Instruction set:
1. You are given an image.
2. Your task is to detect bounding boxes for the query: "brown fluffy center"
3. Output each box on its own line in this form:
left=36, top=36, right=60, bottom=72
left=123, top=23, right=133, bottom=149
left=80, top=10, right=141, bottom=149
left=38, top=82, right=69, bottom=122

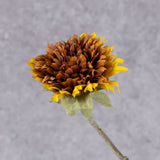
left=32, top=34, right=113, bottom=93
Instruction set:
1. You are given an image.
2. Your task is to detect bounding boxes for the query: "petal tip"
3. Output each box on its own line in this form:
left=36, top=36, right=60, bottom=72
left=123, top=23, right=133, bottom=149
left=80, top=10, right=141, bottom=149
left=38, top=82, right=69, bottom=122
left=80, top=33, right=87, bottom=37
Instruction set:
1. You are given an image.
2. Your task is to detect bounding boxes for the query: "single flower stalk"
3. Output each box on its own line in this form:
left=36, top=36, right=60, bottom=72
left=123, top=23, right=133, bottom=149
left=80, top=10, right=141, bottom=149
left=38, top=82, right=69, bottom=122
left=27, top=32, right=129, bottom=160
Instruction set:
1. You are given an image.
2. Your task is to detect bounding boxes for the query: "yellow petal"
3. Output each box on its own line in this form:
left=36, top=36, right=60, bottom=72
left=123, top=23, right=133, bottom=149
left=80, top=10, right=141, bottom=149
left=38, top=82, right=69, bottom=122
left=30, top=58, right=35, bottom=63
left=60, top=90, right=71, bottom=95
left=99, top=38, right=107, bottom=45
left=92, top=83, right=98, bottom=89
left=102, top=38, right=107, bottom=43
left=102, top=45, right=109, bottom=50
left=102, top=46, right=114, bottom=55
left=108, top=84, right=115, bottom=94
left=27, top=61, right=34, bottom=68
left=97, top=35, right=102, bottom=41
left=84, top=83, right=93, bottom=92
left=72, top=85, right=84, bottom=97
left=72, top=88, right=80, bottom=97
left=50, top=87, right=60, bottom=90
left=80, top=33, right=86, bottom=37
left=113, top=58, right=124, bottom=65
left=107, top=66, right=128, bottom=77
left=43, top=85, right=60, bottom=91
left=110, top=55, right=117, bottom=59
left=99, top=83, right=115, bottom=94
left=91, top=32, right=96, bottom=39
left=106, top=46, right=114, bottom=54
left=99, top=83, right=110, bottom=90
left=30, top=69, right=34, bottom=73
left=32, top=73, right=37, bottom=78
left=52, top=94, right=63, bottom=102
left=109, top=81, right=121, bottom=94
left=113, top=66, right=129, bottom=72
left=75, top=85, right=83, bottom=90
left=35, top=77, right=41, bottom=81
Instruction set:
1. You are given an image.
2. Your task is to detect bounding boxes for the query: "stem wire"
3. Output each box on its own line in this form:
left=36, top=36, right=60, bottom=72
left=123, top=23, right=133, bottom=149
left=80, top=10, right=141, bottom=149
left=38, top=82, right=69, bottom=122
left=88, top=116, right=129, bottom=160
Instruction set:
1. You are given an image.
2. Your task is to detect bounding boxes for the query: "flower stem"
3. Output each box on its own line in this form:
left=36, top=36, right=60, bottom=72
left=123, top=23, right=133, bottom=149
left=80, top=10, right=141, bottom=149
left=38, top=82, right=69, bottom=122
left=87, top=116, right=129, bottom=160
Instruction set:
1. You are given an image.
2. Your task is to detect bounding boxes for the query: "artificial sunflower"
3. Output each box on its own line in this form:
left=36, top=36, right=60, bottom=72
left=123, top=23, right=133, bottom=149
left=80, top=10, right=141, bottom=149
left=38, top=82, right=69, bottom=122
left=27, top=32, right=129, bottom=160
left=27, top=32, right=128, bottom=104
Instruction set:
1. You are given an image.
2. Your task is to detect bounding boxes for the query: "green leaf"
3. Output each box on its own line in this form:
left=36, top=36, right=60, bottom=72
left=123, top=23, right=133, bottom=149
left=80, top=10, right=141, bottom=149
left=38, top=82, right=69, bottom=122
left=61, top=96, right=81, bottom=117
left=77, top=94, right=93, bottom=120
left=90, top=91, right=114, bottom=108
left=60, top=94, right=93, bottom=119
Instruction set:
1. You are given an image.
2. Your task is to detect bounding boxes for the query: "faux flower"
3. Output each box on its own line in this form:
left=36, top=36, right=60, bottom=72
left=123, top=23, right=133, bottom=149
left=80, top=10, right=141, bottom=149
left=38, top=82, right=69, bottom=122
left=27, top=32, right=129, bottom=160
left=27, top=32, right=128, bottom=119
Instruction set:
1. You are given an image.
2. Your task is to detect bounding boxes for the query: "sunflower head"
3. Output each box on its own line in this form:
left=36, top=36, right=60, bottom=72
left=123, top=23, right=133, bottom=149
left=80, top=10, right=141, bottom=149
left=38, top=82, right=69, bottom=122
left=27, top=32, right=128, bottom=118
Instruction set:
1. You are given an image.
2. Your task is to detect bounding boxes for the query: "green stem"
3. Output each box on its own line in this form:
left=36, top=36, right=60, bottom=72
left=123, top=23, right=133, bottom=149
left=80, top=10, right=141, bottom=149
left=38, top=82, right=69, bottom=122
left=87, top=116, right=129, bottom=160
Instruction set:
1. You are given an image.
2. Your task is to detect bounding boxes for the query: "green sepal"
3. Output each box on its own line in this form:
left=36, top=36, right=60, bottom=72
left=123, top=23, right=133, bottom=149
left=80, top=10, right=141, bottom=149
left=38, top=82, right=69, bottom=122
left=60, top=94, right=93, bottom=120
left=77, top=94, right=93, bottom=120
left=61, top=96, right=81, bottom=117
left=90, top=91, right=114, bottom=108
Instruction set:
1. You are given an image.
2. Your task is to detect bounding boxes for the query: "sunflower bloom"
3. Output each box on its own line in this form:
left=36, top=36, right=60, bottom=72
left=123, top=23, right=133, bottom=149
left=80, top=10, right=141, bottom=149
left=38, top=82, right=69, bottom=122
left=27, top=32, right=128, bottom=102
